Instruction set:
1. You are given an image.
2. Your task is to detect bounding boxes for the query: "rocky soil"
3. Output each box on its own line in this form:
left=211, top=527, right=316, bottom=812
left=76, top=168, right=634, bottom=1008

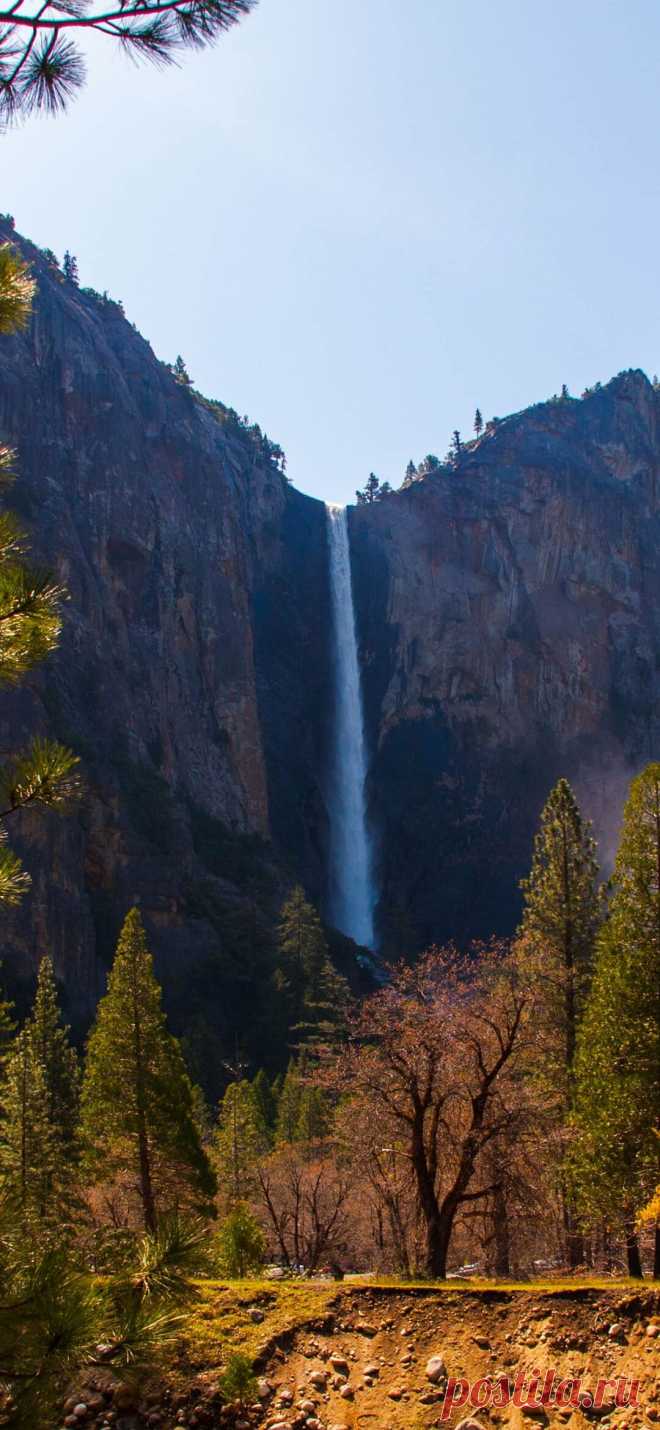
left=63, top=1283, right=660, bottom=1430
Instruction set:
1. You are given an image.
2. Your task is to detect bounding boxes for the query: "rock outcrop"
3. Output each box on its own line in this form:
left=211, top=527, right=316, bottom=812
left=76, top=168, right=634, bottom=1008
left=351, top=376, right=660, bottom=951
left=1, top=217, right=659, bottom=1043
left=0, top=220, right=333, bottom=1066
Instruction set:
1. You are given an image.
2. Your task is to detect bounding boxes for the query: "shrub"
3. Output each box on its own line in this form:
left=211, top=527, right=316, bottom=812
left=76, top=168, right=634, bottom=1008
left=218, top=1351, right=259, bottom=1406
left=215, top=1203, right=265, bottom=1278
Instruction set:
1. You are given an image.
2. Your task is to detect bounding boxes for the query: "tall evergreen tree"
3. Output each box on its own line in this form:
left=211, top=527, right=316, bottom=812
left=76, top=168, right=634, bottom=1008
left=572, top=764, right=660, bottom=1277
left=295, top=1085, right=330, bottom=1144
left=62, top=251, right=79, bottom=284
left=355, top=472, right=381, bottom=504
left=274, top=886, right=348, bottom=1046
left=0, top=1027, right=59, bottom=1221
left=26, top=955, right=79, bottom=1155
left=81, top=908, right=216, bottom=1231
left=252, top=1069, right=277, bottom=1139
left=275, top=1059, right=303, bottom=1145
left=518, top=777, right=602, bottom=1264
left=214, top=1080, right=266, bottom=1206
left=474, top=407, right=483, bottom=436
left=172, top=354, right=192, bottom=385
left=519, top=778, right=602, bottom=1089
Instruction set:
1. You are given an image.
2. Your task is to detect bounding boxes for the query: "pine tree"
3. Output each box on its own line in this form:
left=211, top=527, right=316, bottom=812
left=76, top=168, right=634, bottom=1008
left=561, top=382, right=569, bottom=400
left=172, top=354, right=192, bottom=386
left=355, top=472, right=381, bottom=504
left=0, top=244, right=79, bottom=904
left=474, top=408, right=483, bottom=437
left=81, top=908, right=216, bottom=1230
left=216, top=1202, right=265, bottom=1277
left=214, top=1080, right=266, bottom=1206
left=401, top=460, right=418, bottom=489
left=295, top=1085, right=330, bottom=1144
left=275, top=1059, right=303, bottom=1145
left=518, top=778, right=602, bottom=1265
left=572, top=764, right=660, bottom=1277
left=0, top=1028, right=59, bottom=1221
left=519, top=779, right=602, bottom=1093
left=252, top=1069, right=277, bottom=1139
left=451, top=430, right=462, bottom=459
left=26, top=955, right=79, bottom=1155
left=62, top=251, right=79, bottom=285
left=274, top=886, right=348, bottom=1046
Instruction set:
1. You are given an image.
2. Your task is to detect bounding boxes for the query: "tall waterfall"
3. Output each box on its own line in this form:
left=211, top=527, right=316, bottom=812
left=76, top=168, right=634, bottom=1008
left=326, top=503, right=375, bottom=948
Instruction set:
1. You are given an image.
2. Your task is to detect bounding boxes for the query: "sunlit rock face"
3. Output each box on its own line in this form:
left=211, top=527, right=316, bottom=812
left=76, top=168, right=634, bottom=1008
left=0, top=216, right=658, bottom=1021
left=350, top=374, right=660, bottom=954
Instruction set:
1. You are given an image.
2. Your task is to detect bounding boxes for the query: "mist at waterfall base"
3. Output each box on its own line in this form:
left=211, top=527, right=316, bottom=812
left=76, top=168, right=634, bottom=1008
left=325, top=504, right=376, bottom=950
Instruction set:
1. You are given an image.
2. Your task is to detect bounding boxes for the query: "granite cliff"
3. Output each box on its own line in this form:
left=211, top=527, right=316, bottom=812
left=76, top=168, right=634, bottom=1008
left=1, top=218, right=659, bottom=1066
left=352, top=376, right=660, bottom=952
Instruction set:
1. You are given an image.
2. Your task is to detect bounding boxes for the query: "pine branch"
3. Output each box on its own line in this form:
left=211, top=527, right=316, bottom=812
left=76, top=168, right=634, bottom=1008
left=0, top=737, right=80, bottom=817
left=0, top=0, right=256, bottom=121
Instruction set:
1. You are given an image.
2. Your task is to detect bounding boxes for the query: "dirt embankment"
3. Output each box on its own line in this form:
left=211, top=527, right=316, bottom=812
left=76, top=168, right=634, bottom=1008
left=65, top=1282, right=660, bottom=1430
left=251, top=1285, right=659, bottom=1430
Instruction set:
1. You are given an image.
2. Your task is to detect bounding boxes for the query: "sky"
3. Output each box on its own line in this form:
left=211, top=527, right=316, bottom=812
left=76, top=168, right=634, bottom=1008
left=3, top=0, right=660, bottom=504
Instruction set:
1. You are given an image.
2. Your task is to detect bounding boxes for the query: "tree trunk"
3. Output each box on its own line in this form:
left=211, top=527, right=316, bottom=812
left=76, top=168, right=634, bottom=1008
left=492, top=1182, right=511, bottom=1278
left=425, top=1210, right=452, bottom=1279
left=137, top=1121, right=157, bottom=1233
left=563, top=1191, right=584, bottom=1269
left=131, top=948, right=157, bottom=1234
left=625, top=1225, right=643, bottom=1278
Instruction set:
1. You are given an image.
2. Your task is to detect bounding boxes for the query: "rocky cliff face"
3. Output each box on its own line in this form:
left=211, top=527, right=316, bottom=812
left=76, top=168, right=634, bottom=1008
left=351, top=375, right=660, bottom=952
left=1, top=219, right=659, bottom=1046
left=0, top=221, right=333, bottom=1071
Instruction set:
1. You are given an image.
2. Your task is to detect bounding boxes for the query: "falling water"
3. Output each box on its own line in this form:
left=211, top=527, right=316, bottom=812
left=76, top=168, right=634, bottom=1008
left=326, top=503, right=375, bottom=948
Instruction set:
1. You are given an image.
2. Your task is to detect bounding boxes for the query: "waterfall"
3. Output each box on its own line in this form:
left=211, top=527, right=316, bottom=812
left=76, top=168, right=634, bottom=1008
left=326, top=503, right=375, bottom=948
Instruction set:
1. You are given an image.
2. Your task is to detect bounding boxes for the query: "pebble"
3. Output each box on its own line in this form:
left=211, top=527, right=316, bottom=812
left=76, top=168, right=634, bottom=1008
left=426, top=1354, right=447, bottom=1383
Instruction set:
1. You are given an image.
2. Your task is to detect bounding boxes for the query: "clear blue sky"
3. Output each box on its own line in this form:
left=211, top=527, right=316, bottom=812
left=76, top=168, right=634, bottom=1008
left=4, top=0, right=660, bottom=504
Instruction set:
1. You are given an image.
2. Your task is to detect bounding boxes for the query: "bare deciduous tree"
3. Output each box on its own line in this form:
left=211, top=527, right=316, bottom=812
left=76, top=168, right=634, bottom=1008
left=332, top=945, right=530, bottom=1278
